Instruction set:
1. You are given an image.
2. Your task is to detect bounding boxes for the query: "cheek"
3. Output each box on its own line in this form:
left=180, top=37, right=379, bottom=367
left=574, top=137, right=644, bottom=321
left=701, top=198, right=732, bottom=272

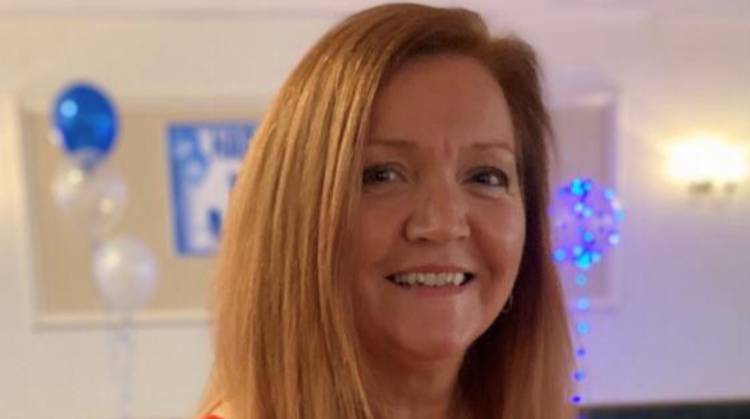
left=464, top=204, right=525, bottom=348
left=351, top=202, right=407, bottom=340
left=499, top=207, right=526, bottom=261
left=353, top=200, right=406, bottom=272
left=351, top=202, right=404, bottom=320
left=475, top=202, right=526, bottom=288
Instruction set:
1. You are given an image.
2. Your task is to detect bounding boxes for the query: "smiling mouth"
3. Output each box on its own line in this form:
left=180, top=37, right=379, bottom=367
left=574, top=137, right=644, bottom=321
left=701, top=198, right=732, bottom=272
left=385, top=272, right=475, bottom=288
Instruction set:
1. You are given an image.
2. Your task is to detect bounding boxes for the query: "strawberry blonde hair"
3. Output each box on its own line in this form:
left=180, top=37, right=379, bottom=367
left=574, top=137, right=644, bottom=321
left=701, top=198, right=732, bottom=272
left=196, top=3, right=576, bottom=418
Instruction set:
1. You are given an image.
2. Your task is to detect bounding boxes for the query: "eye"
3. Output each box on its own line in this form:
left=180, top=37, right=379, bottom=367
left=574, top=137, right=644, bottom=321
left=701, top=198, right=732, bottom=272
left=469, top=166, right=510, bottom=188
left=362, top=164, right=402, bottom=186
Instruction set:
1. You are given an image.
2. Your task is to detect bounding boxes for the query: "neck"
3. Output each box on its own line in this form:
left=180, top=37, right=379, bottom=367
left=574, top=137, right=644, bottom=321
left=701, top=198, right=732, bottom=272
left=361, top=344, right=466, bottom=419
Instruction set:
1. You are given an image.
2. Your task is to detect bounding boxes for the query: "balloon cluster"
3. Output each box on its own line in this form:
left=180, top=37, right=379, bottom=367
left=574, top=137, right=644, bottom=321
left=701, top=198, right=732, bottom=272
left=51, top=82, right=158, bottom=316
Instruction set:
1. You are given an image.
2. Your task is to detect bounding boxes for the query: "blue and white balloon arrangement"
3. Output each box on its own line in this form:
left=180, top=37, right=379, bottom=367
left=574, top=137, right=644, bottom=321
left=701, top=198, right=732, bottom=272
left=551, top=178, right=624, bottom=412
left=50, top=82, right=159, bottom=419
left=51, top=82, right=159, bottom=315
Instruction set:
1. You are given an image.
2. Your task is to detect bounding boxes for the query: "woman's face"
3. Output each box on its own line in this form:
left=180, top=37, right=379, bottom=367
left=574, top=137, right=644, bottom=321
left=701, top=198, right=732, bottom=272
left=352, top=54, right=526, bottom=364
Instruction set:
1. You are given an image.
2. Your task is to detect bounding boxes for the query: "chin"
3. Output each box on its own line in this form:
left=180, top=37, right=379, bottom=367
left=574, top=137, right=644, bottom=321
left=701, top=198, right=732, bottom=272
left=400, top=334, right=472, bottom=362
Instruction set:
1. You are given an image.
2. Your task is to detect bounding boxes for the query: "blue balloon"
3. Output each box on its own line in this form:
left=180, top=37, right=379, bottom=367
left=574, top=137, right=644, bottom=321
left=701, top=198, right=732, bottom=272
left=52, top=82, right=118, bottom=169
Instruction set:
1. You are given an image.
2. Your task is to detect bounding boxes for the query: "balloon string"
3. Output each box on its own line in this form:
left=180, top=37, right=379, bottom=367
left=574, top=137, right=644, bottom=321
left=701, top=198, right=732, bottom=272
left=106, top=315, right=134, bottom=419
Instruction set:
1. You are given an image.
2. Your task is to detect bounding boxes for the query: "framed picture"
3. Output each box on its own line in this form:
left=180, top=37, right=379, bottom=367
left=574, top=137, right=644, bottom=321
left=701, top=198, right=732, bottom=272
left=548, top=74, right=621, bottom=312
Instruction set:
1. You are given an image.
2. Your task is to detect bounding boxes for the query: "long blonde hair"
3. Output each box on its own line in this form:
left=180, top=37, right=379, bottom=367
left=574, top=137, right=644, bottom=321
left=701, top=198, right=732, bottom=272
left=197, top=3, right=576, bottom=418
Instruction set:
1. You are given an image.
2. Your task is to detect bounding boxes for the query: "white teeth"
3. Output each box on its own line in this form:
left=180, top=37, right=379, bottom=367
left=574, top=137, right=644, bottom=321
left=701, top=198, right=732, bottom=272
left=391, top=272, right=468, bottom=287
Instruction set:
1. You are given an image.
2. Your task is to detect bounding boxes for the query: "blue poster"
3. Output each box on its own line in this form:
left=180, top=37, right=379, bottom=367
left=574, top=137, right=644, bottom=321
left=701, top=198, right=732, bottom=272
left=167, top=122, right=256, bottom=256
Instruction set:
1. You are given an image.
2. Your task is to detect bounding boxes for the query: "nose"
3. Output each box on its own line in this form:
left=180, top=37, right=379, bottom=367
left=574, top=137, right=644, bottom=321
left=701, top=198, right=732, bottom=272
left=404, top=177, right=470, bottom=244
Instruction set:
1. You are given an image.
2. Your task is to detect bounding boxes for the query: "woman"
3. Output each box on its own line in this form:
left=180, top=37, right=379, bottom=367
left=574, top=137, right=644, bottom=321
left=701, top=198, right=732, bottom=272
left=197, top=3, right=576, bottom=419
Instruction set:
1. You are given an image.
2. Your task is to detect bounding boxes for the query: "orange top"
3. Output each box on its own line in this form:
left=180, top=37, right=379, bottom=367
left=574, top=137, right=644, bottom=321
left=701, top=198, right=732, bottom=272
left=205, top=402, right=231, bottom=419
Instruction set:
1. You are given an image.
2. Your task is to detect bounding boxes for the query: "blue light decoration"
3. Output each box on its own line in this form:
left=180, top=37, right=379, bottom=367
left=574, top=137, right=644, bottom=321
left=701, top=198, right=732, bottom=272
left=550, top=177, right=624, bottom=414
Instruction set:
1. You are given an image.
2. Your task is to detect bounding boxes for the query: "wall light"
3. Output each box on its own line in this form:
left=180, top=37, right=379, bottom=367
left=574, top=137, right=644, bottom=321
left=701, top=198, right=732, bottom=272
left=668, top=135, right=749, bottom=194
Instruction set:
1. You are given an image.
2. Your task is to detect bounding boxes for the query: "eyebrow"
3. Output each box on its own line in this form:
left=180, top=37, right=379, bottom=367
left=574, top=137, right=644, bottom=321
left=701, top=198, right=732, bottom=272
left=367, top=138, right=515, bottom=154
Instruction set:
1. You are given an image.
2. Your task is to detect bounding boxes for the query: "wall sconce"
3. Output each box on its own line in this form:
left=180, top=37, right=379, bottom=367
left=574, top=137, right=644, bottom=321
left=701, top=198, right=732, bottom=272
left=668, top=135, right=749, bottom=194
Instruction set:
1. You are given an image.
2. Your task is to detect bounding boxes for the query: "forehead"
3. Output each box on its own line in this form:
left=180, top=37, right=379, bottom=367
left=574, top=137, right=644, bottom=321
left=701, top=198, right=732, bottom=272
left=368, top=54, right=515, bottom=152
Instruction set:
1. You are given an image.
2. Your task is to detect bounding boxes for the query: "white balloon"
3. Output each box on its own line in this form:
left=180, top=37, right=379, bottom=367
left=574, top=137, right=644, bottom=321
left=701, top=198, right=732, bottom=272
left=52, top=161, right=128, bottom=239
left=93, top=236, right=158, bottom=315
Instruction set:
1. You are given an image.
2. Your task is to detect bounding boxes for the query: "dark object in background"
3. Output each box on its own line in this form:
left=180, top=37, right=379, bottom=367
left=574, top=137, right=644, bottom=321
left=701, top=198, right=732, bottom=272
left=584, top=400, right=750, bottom=419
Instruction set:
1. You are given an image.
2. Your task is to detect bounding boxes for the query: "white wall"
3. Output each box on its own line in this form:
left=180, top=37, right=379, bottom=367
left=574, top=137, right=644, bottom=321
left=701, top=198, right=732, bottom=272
left=0, top=13, right=340, bottom=419
left=518, top=8, right=750, bottom=406
left=1, top=1, right=749, bottom=418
